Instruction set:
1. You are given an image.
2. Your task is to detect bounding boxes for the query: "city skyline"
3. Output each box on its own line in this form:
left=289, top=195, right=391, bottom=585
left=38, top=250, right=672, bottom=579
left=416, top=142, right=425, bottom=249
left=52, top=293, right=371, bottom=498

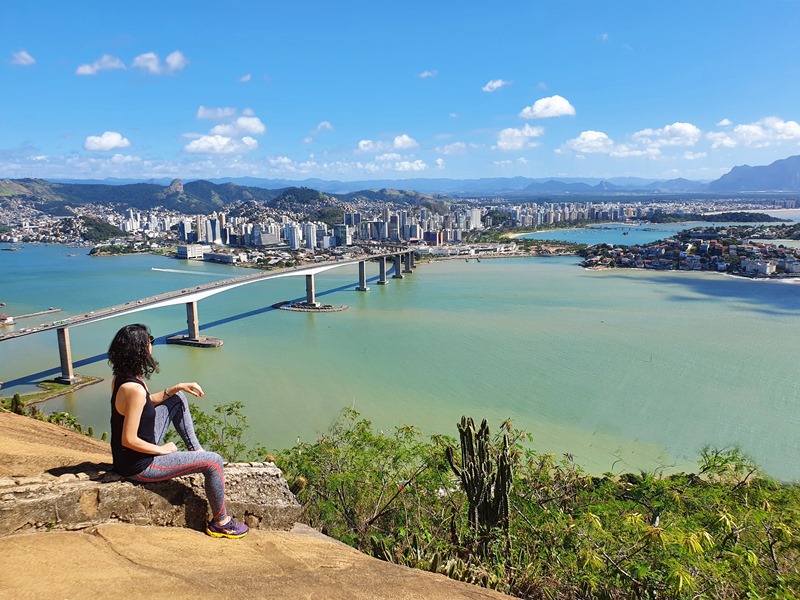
left=3, top=1, right=800, bottom=183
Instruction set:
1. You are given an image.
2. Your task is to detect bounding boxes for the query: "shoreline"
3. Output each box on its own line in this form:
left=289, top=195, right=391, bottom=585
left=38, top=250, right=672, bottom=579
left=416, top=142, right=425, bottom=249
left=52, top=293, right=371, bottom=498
left=1, top=375, right=104, bottom=406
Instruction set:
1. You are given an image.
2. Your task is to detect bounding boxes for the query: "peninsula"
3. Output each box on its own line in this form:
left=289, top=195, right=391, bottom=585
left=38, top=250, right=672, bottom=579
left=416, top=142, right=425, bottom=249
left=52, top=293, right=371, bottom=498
left=578, top=222, right=800, bottom=277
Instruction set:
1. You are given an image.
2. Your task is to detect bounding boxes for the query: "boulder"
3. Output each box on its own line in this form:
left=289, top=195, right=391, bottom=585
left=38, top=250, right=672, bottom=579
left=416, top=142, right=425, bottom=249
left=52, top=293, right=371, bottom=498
left=0, top=462, right=301, bottom=535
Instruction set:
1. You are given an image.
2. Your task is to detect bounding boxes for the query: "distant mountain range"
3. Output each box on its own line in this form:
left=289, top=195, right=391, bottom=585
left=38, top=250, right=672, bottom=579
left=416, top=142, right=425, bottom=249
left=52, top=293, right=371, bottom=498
left=3, top=155, right=800, bottom=216
left=43, top=154, right=800, bottom=196
left=46, top=174, right=712, bottom=196
left=708, top=154, right=800, bottom=193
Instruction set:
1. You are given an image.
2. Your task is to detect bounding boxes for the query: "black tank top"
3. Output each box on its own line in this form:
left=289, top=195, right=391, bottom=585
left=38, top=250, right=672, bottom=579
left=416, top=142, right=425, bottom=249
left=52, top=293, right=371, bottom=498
left=110, top=377, right=157, bottom=476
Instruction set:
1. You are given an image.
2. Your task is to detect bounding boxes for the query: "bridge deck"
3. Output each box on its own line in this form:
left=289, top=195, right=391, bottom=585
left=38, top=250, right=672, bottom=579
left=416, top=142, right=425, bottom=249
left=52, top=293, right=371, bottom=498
left=0, top=249, right=410, bottom=343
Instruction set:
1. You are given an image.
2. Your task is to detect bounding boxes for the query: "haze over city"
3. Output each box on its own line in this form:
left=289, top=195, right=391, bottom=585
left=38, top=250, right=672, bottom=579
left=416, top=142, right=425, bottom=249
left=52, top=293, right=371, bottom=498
left=3, top=1, right=800, bottom=183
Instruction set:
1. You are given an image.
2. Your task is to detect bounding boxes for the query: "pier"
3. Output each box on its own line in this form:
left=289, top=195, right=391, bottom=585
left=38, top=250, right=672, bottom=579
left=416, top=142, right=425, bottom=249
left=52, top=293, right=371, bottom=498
left=13, top=308, right=61, bottom=321
left=0, top=248, right=416, bottom=383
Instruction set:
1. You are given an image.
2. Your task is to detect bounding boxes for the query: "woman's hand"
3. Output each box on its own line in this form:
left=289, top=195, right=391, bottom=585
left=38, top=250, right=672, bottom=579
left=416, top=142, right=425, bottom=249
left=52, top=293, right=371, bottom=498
left=159, top=442, right=178, bottom=455
left=175, top=382, right=204, bottom=397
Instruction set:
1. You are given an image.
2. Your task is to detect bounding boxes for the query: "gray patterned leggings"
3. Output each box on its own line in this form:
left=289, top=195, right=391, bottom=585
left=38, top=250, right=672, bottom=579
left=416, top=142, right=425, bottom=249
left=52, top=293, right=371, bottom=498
left=131, top=392, right=228, bottom=523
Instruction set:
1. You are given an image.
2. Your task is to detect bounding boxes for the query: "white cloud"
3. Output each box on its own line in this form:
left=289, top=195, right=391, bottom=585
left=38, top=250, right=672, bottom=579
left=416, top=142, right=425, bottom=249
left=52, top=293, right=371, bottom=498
left=449, top=112, right=459, bottom=118
left=560, top=130, right=614, bottom=154
left=110, top=153, right=141, bottom=165
left=394, top=160, right=427, bottom=172
left=493, top=124, right=544, bottom=151
left=599, top=33, right=609, bottom=42
left=304, top=121, right=334, bottom=143
left=435, top=158, right=445, bottom=169
left=12, top=50, right=35, bottom=66
left=76, top=54, right=125, bottom=76
left=632, top=122, right=701, bottom=147
left=519, top=95, right=576, bottom=119
left=609, top=145, right=662, bottom=158
left=239, top=73, right=252, bottom=83
left=266, top=155, right=426, bottom=175
left=419, top=70, right=437, bottom=78
left=84, top=131, right=131, bottom=152
left=559, top=130, right=664, bottom=158
left=210, top=116, right=266, bottom=137
left=707, top=131, right=737, bottom=149
left=184, top=135, right=258, bottom=154
left=735, top=116, right=800, bottom=146
left=164, top=51, right=188, bottom=73
left=436, top=142, right=467, bottom=155
left=708, top=117, right=800, bottom=149
left=482, top=79, right=511, bottom=93
left=131, top=50, right=188, bottom=75
left=358, top=139, right=385, bottom=153
left=717, top=118, right=732, bottom=127
left=494, top=160, right=513, bottom=167
left=197, top=106, right=237, bottom=120
left=376, top=153, right=401, bottom=161
left=131, top=52, right=160, bottom=74
left=393, top=134, right=418, bottom=149
left=684, top=151, right=707, bottom=160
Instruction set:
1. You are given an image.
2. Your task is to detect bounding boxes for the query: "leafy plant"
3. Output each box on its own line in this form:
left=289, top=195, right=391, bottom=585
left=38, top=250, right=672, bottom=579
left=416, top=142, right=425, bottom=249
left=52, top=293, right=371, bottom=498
left=166, top=400, right=266, bottom=462
left=275, top=412, right=800, bottom=598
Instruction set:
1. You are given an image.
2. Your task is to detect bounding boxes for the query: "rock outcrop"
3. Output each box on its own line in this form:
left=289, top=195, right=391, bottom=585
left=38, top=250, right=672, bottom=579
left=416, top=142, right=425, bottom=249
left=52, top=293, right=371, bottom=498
left=0, top=412, right=512, bottom=599
left=0, top=462, right=302, bottom=536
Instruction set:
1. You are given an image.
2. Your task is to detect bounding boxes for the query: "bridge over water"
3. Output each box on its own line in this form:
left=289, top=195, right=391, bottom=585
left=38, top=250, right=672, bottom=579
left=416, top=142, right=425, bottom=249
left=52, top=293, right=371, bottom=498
left=0, top=248, right=416, bottom=383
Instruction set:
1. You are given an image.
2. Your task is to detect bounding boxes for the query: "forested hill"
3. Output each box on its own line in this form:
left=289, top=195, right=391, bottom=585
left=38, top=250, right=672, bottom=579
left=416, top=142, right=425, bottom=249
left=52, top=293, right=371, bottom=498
left=0, top=178, right=443, bottom=216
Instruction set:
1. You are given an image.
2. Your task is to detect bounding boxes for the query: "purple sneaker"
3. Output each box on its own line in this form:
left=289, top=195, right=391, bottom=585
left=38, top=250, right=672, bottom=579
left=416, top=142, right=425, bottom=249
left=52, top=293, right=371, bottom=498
left=206, top=517, right=249, bottom=539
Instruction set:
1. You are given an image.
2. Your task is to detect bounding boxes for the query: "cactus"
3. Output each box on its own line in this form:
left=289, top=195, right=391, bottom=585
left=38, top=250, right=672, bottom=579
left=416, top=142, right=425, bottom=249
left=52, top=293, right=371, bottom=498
left=429, top=551, right=441, bottom=573
left=87, top=426, right=94, bottom=438
left=11, top=393, right=25, bottom=415
left=369, top=536, right=394, bottom=562
left=446, top=416, right=513, bottom=556
left=289, top=475, right=307, bottom=495
left=101, top=431, right=108, bottom=442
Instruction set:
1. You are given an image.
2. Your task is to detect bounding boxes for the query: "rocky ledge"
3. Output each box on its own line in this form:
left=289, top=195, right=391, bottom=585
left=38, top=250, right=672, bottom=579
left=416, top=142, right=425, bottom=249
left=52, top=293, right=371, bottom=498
left=0, top=461, right=301, bottom=536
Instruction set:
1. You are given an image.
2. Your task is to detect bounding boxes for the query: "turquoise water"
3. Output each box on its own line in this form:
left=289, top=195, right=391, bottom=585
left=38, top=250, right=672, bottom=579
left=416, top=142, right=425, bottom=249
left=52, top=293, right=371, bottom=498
left=2, top=243, right=800, bottom=481
left=519, top=209, right=800, bottom=247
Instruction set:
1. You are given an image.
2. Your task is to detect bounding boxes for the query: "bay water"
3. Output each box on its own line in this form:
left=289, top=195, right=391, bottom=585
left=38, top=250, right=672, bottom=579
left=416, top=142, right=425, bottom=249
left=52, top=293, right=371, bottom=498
left=2, top=221, right=799, bottom=481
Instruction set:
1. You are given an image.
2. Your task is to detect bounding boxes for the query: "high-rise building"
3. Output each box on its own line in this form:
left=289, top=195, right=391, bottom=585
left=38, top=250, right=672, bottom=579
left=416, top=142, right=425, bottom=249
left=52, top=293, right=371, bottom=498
left=333, top=224, right=351, bottom=247
left=285, top=223, right=303, bottom=250
left=303, top=223, right=317, bottom=249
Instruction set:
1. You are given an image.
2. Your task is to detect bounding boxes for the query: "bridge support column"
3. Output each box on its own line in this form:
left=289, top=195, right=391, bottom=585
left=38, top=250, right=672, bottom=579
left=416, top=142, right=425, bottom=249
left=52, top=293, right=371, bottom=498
left=355, top=260, right=370, bottom=291
left=305, top=274, right=320, bottom=306
left=402, top=251, right=413, bottom=273
left=55, top=327, right=76, bottom=384
left=409, top=252, right=416, bottom=269
left=392, top=254, right=404, bottom=279
left=186, top=301, right=200, bottom=340
left=377, top=257, right=389, bottom=285
left=167, top=301, right=223, bottom=348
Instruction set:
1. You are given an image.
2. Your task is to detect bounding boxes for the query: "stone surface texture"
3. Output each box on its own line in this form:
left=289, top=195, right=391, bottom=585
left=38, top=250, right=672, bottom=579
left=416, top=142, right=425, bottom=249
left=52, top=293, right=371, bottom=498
left=0, top=412, right=512, bottom=599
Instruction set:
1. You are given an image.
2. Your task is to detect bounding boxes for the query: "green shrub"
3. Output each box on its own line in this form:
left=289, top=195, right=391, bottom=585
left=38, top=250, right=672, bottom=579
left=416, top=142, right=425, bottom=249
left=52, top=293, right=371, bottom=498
left=276, top=412, right=800, bottom=599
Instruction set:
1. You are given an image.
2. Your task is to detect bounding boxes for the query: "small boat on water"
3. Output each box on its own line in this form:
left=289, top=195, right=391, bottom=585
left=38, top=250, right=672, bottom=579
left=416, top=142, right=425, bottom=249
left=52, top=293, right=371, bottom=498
left=1, top=247, right=20, bottom=251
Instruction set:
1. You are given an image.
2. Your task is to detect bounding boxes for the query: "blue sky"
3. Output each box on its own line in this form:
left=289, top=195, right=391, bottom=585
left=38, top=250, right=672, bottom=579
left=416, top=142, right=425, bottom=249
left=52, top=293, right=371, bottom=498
left=3, top=1, right=800, bottom=183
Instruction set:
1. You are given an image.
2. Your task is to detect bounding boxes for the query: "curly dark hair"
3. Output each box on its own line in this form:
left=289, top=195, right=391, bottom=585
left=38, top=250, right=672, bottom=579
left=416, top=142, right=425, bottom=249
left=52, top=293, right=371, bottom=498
left=107, top=323, right=160, bottom=379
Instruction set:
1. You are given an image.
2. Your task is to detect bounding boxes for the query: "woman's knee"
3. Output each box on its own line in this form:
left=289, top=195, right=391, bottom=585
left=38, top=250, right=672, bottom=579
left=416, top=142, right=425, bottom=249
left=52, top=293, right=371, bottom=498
left=201, top=451, right=225, bottom=473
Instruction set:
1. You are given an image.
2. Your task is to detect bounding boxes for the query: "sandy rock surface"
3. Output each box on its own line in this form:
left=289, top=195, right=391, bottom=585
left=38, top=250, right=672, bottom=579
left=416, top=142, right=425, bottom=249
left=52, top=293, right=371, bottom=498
left=0, top=412, right=512, bottom=599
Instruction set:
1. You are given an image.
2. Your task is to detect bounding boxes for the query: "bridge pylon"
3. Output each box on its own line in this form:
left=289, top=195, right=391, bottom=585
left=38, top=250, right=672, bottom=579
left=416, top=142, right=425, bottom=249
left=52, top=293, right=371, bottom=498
left=355, top=260, right=370, bottom=291
left=55, top=327, right=77, bottom=384
left=166, top=301, right=223, bottom=348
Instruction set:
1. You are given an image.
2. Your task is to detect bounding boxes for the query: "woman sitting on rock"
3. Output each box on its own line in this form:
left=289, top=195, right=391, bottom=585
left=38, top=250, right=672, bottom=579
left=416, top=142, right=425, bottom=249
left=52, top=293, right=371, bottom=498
left=107, top=323, right=248, bottom=539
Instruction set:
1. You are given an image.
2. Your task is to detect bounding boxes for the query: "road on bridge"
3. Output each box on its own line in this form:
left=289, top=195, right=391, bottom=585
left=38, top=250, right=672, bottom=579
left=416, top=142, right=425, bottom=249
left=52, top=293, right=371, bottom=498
left=0, top=248, right=410, bottom=343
